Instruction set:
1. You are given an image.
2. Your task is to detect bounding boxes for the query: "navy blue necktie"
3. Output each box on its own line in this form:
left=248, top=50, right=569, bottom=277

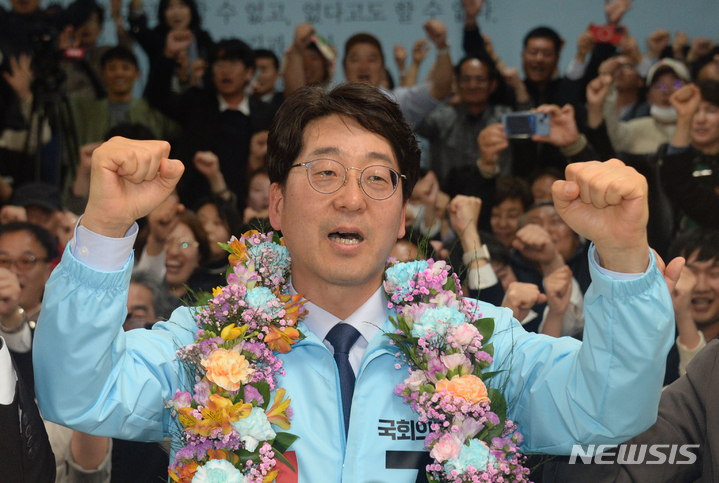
left=325, top=323, right=362, bottom=437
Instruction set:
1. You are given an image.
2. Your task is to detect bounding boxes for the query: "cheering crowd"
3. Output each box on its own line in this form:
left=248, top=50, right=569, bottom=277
left=1, top=0, right=718, bottom=481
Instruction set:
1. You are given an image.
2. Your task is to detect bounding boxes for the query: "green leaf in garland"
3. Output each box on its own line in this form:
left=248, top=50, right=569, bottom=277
left=473, top=317, right=495, bottom=343
left=487, top=388, right=508, bottom=422
left=236, top=448, right=260, bottom=465
left=254, top=381, right=271, bottom=410
left=482, top=342, right=494, bottom=359
left=427, top=473, right=441, bottom=483
left=272, top=432, right=299, bottom=453
left=272, top=449, right=297, bottom=474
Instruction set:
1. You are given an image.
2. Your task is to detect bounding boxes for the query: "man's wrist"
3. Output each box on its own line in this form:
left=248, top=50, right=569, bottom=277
left=0, top=307, right=26, bottom=334
left=560, top=133, right=587, bottom=156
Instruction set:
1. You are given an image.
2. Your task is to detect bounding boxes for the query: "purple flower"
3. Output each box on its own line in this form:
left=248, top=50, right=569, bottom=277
left=244, top=384, right=264, bottom=405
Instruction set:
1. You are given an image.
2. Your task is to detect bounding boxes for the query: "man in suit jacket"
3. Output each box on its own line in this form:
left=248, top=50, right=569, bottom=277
left=543, top=339, right=719, bottom=482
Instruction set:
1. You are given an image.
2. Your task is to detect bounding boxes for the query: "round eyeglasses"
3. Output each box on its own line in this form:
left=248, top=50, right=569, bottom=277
left=291, top=159, right=406, bottom=200
left=0, top=254, right=47, bottom=273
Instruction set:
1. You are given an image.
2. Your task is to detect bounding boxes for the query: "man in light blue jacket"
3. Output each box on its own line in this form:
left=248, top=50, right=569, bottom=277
left=33, top=83, right=682, bottom=483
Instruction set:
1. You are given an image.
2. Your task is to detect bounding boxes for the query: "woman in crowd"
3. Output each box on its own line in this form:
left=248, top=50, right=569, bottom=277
left=128, top=0, right=214, bottom=92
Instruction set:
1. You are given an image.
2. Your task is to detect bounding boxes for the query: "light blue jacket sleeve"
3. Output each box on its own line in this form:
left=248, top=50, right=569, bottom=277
left=487, top=245, right=674, bottom=454
left=33, top=246, right=196, bottom=442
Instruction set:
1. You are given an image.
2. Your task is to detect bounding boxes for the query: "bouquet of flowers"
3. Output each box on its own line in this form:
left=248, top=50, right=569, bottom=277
left=384, top=259, right=530, bottom=483
left=167, top=231, right=306, bottom=483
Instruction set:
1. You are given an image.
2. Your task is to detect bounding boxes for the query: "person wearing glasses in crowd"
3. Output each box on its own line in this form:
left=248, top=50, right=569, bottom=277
left=34, top=83, right=681, bottom=482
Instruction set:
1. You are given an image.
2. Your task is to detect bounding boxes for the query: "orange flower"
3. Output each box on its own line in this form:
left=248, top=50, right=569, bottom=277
left=279, top=293, right=307, bottom=325
left=228, top=238, right=249, bottom=266
left=181, top=393, right=252, bottom=436
left=207, top=449, right=240, bottom=465
left=169, top=461, right=198, bottom=483
left=202, top=348, right=254, bottom=391
left=435, top=375, right=490, bottom=404
left=265, top=325, right=300, bottom=353
left=265, top=388, right=292, bottom=429
left=263, top=470, right=279, bottom=483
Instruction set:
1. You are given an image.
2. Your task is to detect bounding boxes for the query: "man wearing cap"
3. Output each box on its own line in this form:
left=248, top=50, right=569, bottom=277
left=0, top=182, right=63, bottom=236
left=593, top=58, right=692, bottom=154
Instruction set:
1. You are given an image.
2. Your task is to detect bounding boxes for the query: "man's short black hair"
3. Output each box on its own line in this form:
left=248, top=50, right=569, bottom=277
left=343, top=33, right=384, bottom=67
left=267, top=82, right=421, bottom=204
left=0, top=222, right=58, bottom=260
left=494, top=176, right=534, bottom=211
left=212, top=39, right=255, bottom=69
left=101, top=46, right=139, bottom=70
left=523, top=26, right=562, bottom=54
left=254, top=49, right=279, bottom=70
left=669, top=228, right=719, bottom=262
left=698, top=78, right=719, bottom=108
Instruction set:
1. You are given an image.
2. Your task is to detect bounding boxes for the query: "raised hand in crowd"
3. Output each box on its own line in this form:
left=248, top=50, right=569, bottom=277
left=541, top=265, right=574, bottom=337
left=502, top=66, right=530, bottom=105
left=193, top=150, right=233, bottom=200
left=409, top=170, right=448, bottom=236
left=672, top=31, right=690, bottom=62
left=393, top=43, right=407, bottom=77
left=671, top=263, right=700, bottom=350
left=0, top=267, right=23, bottom=332
left=82, top=137, right=184, bottom=239
left=2, top=53, right=33, bottom=103
left=0, top=205, right=27, bottom=225
left=143, top=191, right=185, bottom=259
left=553, top=160, right=683, bottom=282
left=447, top=195, right=485, bottom=269
left=462, top=0, right=485, bottom=29
left=604, top=0, right=632, bottom=25
left=163, top=29, right=194, bottom=61
left=399, top=39, right=429, bottom=87
left=477, top=123, right=508, bottom=175
left=646, top=29, right=671, bottom=61
left=501, top=281, right=546, bottom=322
left=618, top=30, right=643, bottom=66
left=669, top=82, right=701, bottom=148
left=688, top=37, right=715, bottom=63
left=72, top=142, right=103, bottom=200
left=284, top=23, right=316, bottom=95
left=513, top=223, right=566, bottom=275
left=422, top=19, right=452, bottom=100
left=575, top=26, right=595, bottom=64
left=586, top=73, right=613, bottom=128
left=532, top=104, right=580, bottom=147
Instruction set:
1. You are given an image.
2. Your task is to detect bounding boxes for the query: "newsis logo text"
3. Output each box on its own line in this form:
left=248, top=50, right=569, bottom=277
left=569, top=444, right=700, bottom=465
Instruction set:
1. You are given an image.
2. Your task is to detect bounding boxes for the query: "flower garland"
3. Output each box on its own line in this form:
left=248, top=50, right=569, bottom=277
left=167, top=232, right=529, bottom=483
left=384, top=258, right=530, bottom=482
left=167, top=231, right=306, bottom=483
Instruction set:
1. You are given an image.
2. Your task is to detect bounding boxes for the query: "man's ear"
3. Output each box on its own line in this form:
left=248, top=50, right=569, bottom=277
left=489, top=79, right=499, bottom=94
left=268, top=182, right=284, bottom=231
left=397, top=200, right=407, bottom=240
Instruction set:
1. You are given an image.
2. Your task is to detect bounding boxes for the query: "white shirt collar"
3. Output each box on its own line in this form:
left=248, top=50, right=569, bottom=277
left=218, top=95, right=250, bottom=116
left=294, top=284, right=388, bottom=347
left=0, top=337, right=17, bottom=404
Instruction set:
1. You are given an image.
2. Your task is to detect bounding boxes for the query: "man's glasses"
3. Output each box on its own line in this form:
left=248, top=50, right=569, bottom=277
left=0, top=254, right=47, bottom=273
left=291, top=159, right=406, bottom=200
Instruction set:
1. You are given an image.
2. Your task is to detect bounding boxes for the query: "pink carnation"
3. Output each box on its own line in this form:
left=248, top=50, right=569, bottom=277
left=429, top=434, right=461, bottom=462
left=452, top=323, right=479, bottom=346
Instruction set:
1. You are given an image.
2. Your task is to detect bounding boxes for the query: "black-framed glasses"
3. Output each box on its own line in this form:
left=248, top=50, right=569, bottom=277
left=0, top=254, right=47, bottom=273
left=291, top=159, right=406, bottom=200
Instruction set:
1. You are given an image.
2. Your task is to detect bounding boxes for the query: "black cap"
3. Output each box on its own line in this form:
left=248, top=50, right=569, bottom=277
left=11, top=182, right=62, bottom=212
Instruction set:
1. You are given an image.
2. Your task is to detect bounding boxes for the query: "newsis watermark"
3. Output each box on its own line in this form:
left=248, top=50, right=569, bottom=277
left=569, top=444, right=700, bottom=465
